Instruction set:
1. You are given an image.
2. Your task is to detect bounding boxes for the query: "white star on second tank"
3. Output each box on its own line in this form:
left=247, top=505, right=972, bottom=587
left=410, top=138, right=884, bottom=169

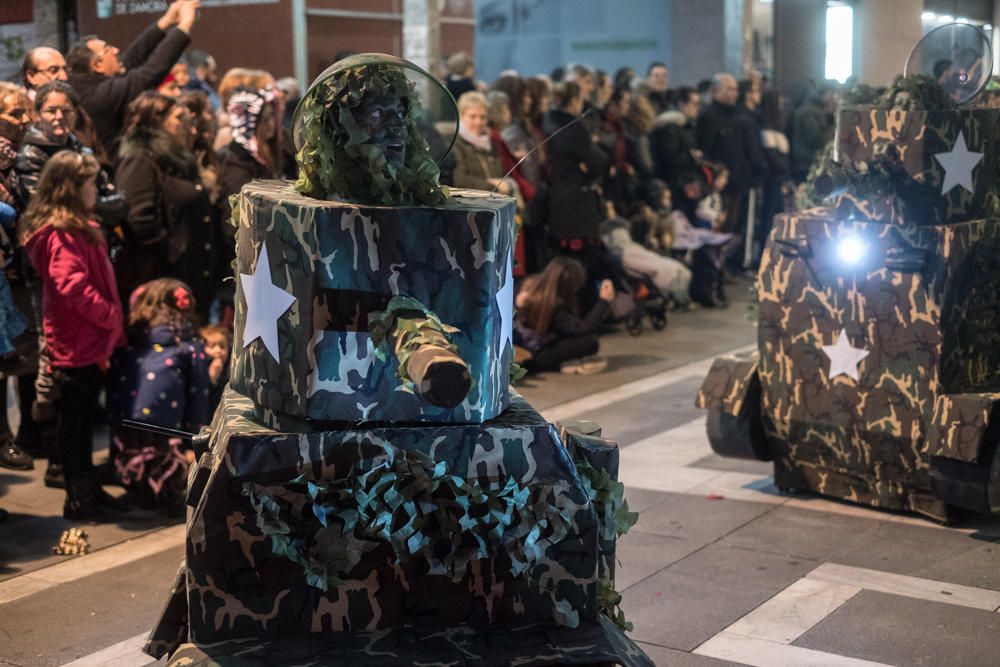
left=821, top=329, right=869, bottom=382
left=934, top=131, right=982, bottom=195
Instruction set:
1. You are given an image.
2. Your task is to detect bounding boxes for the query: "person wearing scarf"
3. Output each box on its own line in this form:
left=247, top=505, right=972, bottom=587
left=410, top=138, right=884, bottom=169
left=217, top=86, right=281, bottom=328
left=451, top=91, right=519, bottom=199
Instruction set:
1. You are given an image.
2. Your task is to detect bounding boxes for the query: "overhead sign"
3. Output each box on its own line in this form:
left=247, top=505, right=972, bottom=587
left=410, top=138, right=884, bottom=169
left=97, top=0, right=279, bottom=19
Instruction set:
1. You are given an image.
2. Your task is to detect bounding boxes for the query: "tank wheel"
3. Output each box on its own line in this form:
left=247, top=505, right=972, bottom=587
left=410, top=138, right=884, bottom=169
left=929, top=452, right=1000, bottom=516
left=706, top=406, right=771, bottom=461
left=651, top=313, right=668, bottom=330
left=626, top=314, right=643, bottom=336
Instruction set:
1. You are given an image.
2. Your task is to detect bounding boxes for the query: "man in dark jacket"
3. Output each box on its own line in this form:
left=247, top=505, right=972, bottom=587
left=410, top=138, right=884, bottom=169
left=66, top=0, right=199, bottom=158
left=696, top=73, right=761, bottom=269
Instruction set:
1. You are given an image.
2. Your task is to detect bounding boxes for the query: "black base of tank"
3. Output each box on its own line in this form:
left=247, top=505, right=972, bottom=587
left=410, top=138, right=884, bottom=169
left=705, top=409, right=772, bottom=461
left=929, top=454, right=1000, bottom=515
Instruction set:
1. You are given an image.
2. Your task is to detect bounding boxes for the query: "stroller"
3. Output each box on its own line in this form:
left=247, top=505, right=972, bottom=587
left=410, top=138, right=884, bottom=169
left=604, top=258, right=670, bottom=336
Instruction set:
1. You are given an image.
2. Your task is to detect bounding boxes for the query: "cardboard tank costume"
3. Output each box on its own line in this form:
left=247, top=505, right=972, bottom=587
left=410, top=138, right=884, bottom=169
left=697, top=25, right=1000, bottom=522
left=145, top=54, right=652, bottom=666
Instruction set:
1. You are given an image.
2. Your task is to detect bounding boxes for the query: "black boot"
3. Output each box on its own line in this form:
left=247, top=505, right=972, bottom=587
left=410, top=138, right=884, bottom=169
left=0, top=436, right=33, bottom=470
left=63, top=478, right=123, bottom=522
left=45, top=464, right=65, bottom=489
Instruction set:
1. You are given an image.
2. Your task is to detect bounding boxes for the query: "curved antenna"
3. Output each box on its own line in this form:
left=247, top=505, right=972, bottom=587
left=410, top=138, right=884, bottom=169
left=490, top=107, right=595, bottom=197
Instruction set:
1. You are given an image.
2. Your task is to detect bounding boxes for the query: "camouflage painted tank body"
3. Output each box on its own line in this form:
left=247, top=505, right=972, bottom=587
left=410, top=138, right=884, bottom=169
left=146, top=389, right=651, bottom=665
left=834, top=108, right=1000, bottom=225
left=148, top=173, right=652, bottom=664
left=698, top=108, right=1000, bottom=520
left=230, top=180, right=515, bottom=425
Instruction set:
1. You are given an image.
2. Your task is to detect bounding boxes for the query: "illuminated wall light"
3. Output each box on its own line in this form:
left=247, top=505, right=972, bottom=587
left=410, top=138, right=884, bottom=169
left=939, top=14, right=954, bottom=22
left=824, top=3, right=853, bottom=83
left=921, top=11, right=936, bottom=20
left=956, top=17, right=969, bottom=24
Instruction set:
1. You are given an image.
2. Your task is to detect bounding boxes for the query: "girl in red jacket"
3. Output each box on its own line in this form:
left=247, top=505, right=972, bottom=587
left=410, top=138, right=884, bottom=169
left=20, top=151, right=128, bottom=521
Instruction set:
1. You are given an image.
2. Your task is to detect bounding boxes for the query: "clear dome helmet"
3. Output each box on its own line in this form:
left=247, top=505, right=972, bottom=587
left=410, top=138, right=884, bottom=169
left=904, top=22, right=994, bottom=104
left=292, top=53, right=458, bottom=166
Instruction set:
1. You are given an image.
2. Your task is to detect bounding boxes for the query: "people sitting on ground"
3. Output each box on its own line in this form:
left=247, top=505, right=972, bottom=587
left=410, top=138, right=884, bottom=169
left=67, top=0, right=200, bottom=157
left=514, top=256, right=613, bottom=375
left=20, top=151, right=128, bottom=521
left=601, top=200, right=691, bottom=305
left=107, top=278, right=211, bottom=516
left=670, top=173, right=734, bottom=308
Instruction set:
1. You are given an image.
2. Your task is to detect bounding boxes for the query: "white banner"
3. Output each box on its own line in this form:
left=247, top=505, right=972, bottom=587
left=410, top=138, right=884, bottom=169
left=97, top=0, right=279, bottom=19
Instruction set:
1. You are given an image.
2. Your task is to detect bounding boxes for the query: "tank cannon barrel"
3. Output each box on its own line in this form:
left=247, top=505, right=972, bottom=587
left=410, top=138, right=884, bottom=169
left=392, top=316, right=472, bottom=408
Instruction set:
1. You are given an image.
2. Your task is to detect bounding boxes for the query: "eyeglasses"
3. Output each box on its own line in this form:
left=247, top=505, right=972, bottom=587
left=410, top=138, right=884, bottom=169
left=32, top=65, right=66, bottom=77
left=40, top=106, right=75, bottom=117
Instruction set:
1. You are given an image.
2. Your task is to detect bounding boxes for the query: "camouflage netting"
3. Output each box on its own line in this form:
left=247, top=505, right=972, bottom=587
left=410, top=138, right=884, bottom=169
left=243, top=440, right=574, bottom=592
left=294, top=62, right=449, bottom=206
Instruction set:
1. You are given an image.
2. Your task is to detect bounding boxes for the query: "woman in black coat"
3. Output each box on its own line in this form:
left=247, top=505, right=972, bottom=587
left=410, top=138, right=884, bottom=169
left=543, top=82, right=607, bottom=242
left=542, top=81, right=613, bottom=309
left=115, top=91, right=216, bottom=319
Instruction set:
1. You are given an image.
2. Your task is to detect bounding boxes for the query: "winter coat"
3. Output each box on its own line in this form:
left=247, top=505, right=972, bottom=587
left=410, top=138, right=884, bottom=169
left=542, top=109, right=607, bottom=240
left=696, top=100, right=758, bottom=191
left=13, top=127, right=115, bottom=204
left=790, top=98, right=831, bottom=179
left=451, top=136, right=504, bottom=192
left=23, top=222, right=125, bottom=368
left=514, top=299, right=610, bottom=355
left=108, top=324, right=211, bottom=433
left=115, top=131, right=216, bottom=315
left=68, top=23, right=190, bottom=157
left=651, top=110, right=699, bottom=187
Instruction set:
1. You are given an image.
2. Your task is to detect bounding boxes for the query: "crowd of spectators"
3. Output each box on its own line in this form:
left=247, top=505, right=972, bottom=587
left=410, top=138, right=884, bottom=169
left=0, top=3, right=836, bottom=524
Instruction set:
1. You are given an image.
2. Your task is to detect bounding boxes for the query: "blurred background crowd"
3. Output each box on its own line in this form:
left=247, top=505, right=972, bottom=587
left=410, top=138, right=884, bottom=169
left=0, top=0, right=841, bottom=524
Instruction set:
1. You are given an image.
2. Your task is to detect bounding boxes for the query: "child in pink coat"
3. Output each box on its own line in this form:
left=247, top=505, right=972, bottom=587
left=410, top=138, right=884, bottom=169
left=20, top=151, right=128, bottom=522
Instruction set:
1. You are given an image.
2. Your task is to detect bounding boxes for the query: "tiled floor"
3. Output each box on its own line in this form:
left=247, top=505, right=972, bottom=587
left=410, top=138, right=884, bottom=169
left=2, top=286, right=999, bottom=666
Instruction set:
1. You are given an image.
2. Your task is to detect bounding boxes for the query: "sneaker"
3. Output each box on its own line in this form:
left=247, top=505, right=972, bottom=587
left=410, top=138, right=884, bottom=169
left=0, top=438, right=33, bottom=471
left=560, top=356, right=608, bottom=375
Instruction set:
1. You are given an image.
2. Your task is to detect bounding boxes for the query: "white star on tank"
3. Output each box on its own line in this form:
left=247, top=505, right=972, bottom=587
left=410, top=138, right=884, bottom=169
left=240, top=242, right=297, bottom=362
left=934, top=131, right=982, bottom=195
left=821, top=329, right=869, bottom=382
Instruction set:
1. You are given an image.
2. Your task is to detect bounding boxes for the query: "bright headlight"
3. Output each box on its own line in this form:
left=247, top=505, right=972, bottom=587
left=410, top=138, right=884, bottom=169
left=835, top=236, right=868, bottom=267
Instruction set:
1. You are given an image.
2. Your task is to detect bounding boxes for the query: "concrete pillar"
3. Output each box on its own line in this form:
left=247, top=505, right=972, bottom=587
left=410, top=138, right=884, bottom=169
left=773, top=0, right=826, bottom=92
left=670, top=0, right=740, bottom=85
left=403, top=0, right=441, bottom=75
left=854, top=0, right=923, bottom=86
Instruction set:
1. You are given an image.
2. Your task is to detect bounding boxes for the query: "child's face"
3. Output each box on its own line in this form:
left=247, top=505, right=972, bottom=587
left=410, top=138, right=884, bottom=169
left=715, top=171, right=729, bottom=192
left=205, top=336, right=229, bottom=360
left=660, top=189, right=672, bottom=210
